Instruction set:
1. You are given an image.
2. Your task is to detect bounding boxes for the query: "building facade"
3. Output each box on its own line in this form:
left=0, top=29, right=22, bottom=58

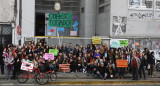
left=1, top=0, right=160, bottom=50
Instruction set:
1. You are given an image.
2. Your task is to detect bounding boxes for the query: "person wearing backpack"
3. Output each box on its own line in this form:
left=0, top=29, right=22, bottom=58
left=131, top=53, right=141, bottom=80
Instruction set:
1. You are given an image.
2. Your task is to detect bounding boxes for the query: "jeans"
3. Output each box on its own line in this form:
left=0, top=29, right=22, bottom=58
left=139, top=66, right=146, bottom=79
left=4, top=66, right=12, bottom=79
left=132, top=68, right=138, bottom=80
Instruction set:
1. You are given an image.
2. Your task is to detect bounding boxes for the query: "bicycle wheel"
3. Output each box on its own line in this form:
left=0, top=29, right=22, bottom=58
left=50, top=72, right=57, bottom=81
left=156, top=63, right=160, bottom=71
left=17, top=71, right=29, bottom=83
left=36, top=73, right=49, bottom=85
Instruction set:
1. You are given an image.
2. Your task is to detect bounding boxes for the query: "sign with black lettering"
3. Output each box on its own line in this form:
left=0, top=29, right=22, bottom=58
left=48, top=13, right=72, bottom=28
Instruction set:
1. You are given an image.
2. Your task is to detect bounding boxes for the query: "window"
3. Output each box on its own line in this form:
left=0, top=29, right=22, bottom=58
left=98, top=6, right=105, bottom=14
left=156, top=0, right=160, bottom=9
left=99, top=0, right=105, bottom=5
left=129, top=0, right=153, bottom=9
left=81, top=7, right=84, bottom=13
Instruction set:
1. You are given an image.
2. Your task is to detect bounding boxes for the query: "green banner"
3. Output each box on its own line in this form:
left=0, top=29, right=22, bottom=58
left=49, top=49, right=58, bottom=56
left=48, top=13, right=72, bottom=28
left=119, top=40, right=128, bottom=46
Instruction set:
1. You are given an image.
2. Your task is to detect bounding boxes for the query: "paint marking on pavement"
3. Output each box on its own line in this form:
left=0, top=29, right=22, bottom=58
left=0, top=84, right=14, bottom=86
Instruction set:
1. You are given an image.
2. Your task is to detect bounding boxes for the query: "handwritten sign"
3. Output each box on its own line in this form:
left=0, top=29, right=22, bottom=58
left=111, top=41, right=120, bottom=48
left=59, top=64, right=70, bottom=72
left=119, top=40, right=128, bottom=46
left=45, top=53, right=54, bottom=60
left=21, top=62, right=34, bottom=72
left=116, top=60, right=128, bottom=68
left=48, top=13, right=72, bottom=28
left=49, top=49, right=58, bottom=56
left=92, top=37, right=101, bottom=44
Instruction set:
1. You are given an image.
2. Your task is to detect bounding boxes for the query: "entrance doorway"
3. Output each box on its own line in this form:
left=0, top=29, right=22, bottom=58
left=35, top=13, right=45, bottom=36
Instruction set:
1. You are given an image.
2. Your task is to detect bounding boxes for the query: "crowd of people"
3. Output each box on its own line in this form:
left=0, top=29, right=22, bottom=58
left=0, top=39, right=156, bottom=80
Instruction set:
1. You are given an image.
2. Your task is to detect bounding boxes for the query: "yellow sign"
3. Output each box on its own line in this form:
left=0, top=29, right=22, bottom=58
left=92, top=37, right=101, bottom=44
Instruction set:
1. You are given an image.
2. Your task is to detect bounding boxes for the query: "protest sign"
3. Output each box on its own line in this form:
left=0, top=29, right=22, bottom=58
left=49, top=49, right=58, bottom=56
left=111, top=41, right=120, bottom=48
left=119, top=40, right=128, bottom=46
left=92, top=37, right=101, bottom=44
left=116, top=60, right=128, bottom=68
left=21, top=62, right=34, bottom=72
left=59, top=64, right=70, bottom=72
left=48, top=13, right=72, bottom=28
left=44, top=53, right=54, bottom=60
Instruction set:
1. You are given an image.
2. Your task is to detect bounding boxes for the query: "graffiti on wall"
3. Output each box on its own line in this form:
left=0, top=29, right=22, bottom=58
left=130, top=12, right=153, bottom=19
left=112, top=16, right=127, bottom=35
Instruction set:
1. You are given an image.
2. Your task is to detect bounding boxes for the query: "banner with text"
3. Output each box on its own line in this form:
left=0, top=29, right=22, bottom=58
left=116, top=60, right=128, bottom=68
left=44, top=53, right=54, bottom=60
left=48, top=13, right=72, bottom=28
left=59, top=64, right=70, bottom=72
left=49, top=49, right=58, bottom=56
left=92, top=37, right=101, bottom=44
left=21, top=62, right=34, bottom=72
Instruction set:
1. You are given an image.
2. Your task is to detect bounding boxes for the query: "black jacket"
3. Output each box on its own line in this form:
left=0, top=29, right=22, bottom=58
left=148, top=54, right=155, bottom=65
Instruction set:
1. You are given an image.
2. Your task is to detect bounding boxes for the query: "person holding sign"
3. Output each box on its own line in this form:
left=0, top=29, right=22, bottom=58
left=117, top=54, right=126, bottom=79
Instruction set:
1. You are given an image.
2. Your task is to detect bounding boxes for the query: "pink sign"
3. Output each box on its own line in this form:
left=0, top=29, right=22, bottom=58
left=159, top=43, right=160, bottom=46
left=44, top=53, right=54, bottom=60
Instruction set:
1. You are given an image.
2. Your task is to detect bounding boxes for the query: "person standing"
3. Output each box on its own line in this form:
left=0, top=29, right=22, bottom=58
left=148, top=51, right=155, bottom=77
left=1, top=48, right=7, bottom=74
left=138, top=52, right=147, bottom=80
left=131, top=53, right=141, bottom=80
left=12, top=53, right=20, bottom=79
left=4, top=52, right=14, bottom=80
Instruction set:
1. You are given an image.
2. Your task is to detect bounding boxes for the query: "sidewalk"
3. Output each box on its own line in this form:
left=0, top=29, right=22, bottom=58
left=48, top=78, right=160, bottom=85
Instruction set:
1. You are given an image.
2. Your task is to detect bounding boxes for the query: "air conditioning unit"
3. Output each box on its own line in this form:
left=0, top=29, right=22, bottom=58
left=25, top=37, right=33, bottom=41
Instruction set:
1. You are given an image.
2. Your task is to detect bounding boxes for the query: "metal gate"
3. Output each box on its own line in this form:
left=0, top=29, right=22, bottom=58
left=0, top=24, right=12, bottom=47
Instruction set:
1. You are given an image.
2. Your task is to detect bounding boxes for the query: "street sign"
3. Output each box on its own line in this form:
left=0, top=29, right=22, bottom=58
left=17, top=25, right=21, bottom=35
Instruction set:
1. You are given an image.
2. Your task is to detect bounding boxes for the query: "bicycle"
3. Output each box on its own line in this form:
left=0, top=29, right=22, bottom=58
left=45, top=70, right=57, bottom=81
left=17, top=67, right=49, bottom=85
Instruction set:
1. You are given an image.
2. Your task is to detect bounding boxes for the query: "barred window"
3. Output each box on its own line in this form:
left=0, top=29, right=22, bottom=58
left=99, top=0, right=105, bottom=5
left=156, top=0, right=160, bottom=9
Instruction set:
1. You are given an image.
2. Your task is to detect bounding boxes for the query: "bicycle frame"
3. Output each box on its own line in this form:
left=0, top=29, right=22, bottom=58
left=22, top=68, right=41, bottom=79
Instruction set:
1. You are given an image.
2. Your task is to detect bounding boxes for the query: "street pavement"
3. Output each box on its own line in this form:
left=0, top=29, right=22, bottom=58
left=0, top=67, right=160, bottom=86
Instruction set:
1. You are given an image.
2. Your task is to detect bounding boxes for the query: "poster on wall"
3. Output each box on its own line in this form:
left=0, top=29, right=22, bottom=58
left=110, top=39, right=128, bottom=48
left=92, top=36, right=101, bottom=44
left=112, top=16, right=127, bottom=35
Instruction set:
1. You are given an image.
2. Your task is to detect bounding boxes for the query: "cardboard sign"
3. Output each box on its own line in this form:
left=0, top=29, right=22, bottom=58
left=48, top=13, right=72, bottom=28
left=119, top=40, right=128, bottom=46
left=116, top=60, right=128, bottom=68
left=59, top=64, right=70, bottom=72
left=49, top=49, right=58, bottom=56
left=45, top=53, right=54, bottom=60
left=92, top=37, right=101, bottom=44
left=21, top=62, right=34, bottom=72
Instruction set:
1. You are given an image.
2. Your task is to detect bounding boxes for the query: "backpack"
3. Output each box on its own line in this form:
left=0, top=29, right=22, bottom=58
left=131, top=58, right=138, bottom=68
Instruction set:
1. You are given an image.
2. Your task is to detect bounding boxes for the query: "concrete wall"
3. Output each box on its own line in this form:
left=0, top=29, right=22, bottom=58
left=0, top=0, right=16, bottom=23
left=110, top=0, right=160, bottom=38
left=97, top=0, right=111, bottom=36
left=21, top=0, right=35, bottom=45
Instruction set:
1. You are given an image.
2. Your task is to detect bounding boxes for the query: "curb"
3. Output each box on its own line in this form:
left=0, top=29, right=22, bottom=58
left=48, top=80, right=160, bottom=85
